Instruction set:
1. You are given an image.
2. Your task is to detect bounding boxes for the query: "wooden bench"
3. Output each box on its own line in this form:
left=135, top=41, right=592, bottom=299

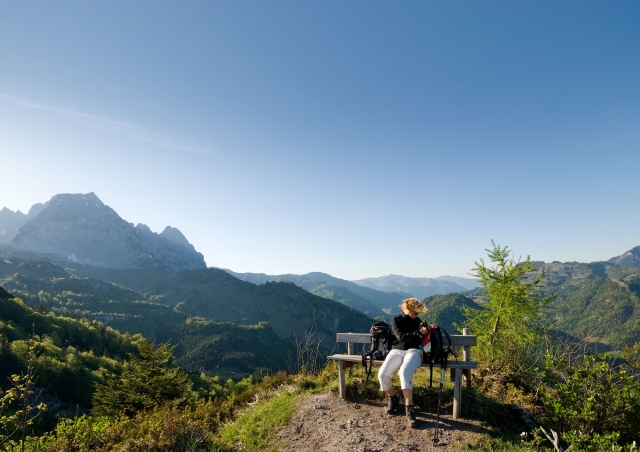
left=327, top=328, right=477, bottom=420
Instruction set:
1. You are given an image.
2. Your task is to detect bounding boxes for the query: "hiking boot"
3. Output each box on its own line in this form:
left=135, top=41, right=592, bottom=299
left=385, top=394, right=399, bottom=414
left=406, top=404, right=418, bottom=428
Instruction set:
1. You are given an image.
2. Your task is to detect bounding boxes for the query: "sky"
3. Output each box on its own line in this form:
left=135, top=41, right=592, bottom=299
left=1, top=1, right=639, bottom=280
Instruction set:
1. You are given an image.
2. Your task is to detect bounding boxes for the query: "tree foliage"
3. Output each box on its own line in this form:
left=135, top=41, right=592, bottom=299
left=464, top=241, right=555, bottom=368
left=542, top=343, right=640, bottom=450
left=0, top=333, right=47, bottom=451
left=92, top=340, right=193, bottom=417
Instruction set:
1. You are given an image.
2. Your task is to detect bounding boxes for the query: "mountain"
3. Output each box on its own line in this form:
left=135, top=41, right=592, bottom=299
left=434, top=275, right=481, bottom=291
left=352, top=274, right=469, bottom=299
left=224, top=270, right=409, bottom=315
left=113, top=267, right=375, bottom=344
left=0, top=203, right=46, bottom=244
left=0, top=257, right=373, bottom=348
left=223, top=270, right=387, bottom=317
left=0, top=193, right=206, bottom=271
left=134, top=224, right=206, bottom=271
left=548, top=277, right=640, bottom=348
left=608, top=246, right=640, bottom=267
left=422, top=293, right=479, bottom=334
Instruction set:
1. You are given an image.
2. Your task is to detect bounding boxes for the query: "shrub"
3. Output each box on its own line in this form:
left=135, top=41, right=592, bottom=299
left=541, top=344, right=640, bottom=450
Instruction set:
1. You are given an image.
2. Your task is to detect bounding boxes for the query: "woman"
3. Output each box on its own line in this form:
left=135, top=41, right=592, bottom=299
left=377, top=297, right=429, bottom=428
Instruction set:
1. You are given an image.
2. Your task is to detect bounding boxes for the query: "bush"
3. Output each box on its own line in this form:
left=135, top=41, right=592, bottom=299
left=542, top=344, right=640, bottom=450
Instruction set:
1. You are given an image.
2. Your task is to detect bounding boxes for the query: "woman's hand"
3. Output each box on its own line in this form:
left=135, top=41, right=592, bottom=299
left=419, top=325, right=429, bottom=336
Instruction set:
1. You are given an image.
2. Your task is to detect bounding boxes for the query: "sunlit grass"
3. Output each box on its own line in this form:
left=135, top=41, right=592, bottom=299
left=214, top=389, right=298, bottom=452
left=463, top=435, right=551, bottom=451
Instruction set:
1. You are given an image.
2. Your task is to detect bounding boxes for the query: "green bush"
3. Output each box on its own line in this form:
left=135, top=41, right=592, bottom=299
left=542, top=344, right=640, bottom=450
left=92, top=340, right=193, bottom=417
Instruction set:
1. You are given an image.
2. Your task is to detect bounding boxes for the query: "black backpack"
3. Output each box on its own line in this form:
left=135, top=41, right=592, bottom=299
left=361, top=321, right=396, bottom=380
left=422, top=325, right=457, bottom=387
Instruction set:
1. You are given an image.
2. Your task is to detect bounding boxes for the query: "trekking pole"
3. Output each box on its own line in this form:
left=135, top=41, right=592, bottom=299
left=433, top=367, right=445, bottom=445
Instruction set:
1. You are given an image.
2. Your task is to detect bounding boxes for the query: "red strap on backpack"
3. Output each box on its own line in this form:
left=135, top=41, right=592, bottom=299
left=421, top=324, right=437, bottom=348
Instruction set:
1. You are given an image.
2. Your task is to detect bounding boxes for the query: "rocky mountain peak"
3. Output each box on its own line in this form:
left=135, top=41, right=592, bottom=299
left=27, top=202, right=46, bottom=218
left=135, top=223, right=205, bottom=270
left=160, top=226, right=193, bottom=249
left=1, top=192, right=206, bottom=271
left=608, top=246, right=640, bottom=267
left=0, top=208, right=28, bottom=244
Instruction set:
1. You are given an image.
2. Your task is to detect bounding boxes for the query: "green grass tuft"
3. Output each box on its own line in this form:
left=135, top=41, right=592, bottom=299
left=214, top=389, right=297, bottom=452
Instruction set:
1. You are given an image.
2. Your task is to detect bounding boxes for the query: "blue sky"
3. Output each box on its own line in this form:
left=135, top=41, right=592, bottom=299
left=1, top=1, right=639, bottom=279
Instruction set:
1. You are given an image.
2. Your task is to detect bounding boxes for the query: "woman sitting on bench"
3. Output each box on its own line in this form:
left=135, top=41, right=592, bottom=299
left=378, top=297, right=429, bottom=428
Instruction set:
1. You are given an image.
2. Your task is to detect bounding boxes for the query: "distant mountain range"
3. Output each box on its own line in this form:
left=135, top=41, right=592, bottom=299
left=352, top=274, right=479, bottom=299
left=0, top=193, right=206, bottom=271
left=223, top=270, right=412, bottom=317
left=223, top=269, right=486, bottom=318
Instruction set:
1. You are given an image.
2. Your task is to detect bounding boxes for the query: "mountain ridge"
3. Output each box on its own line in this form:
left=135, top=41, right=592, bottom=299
left=352, top=274, right=472, bottom=299
left=0, top=193, right=206, bottom=271
left=223, top=269, right=410, bottom=315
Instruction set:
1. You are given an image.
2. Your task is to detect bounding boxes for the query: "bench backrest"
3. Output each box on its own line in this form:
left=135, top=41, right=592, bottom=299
left=336, top=331, right=476, bottom=358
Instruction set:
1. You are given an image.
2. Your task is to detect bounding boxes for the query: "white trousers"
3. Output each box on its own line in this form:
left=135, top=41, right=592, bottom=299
left=378, top=348, right=422, bottom=391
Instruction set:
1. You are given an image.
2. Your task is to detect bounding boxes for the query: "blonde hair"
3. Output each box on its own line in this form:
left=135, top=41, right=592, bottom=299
left=400, top=297, right=427, bottom=314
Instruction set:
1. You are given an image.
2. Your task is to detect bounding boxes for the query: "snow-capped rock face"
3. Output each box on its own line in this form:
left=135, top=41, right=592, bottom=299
left=2, top=192, right=206, bottom=271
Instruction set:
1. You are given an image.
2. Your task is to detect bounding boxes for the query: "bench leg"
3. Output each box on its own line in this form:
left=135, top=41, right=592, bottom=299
left=453, top=368, right=462, bottom=420
left=338, top=361, right=346, bottom=399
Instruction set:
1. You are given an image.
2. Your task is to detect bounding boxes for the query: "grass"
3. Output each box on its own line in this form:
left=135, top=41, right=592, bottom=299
left=463, top=436, right=550, bottom=451
left=213, top=387, right=298, bottom=452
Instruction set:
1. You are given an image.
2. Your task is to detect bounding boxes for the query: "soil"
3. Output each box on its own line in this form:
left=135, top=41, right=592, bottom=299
left=278, top=392, right=490, bottom=452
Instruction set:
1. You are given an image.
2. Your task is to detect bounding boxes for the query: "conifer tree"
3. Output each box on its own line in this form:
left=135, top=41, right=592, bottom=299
left=92, top=340, right=192, bottom=417
left=464, top=241, right=555, bottom=368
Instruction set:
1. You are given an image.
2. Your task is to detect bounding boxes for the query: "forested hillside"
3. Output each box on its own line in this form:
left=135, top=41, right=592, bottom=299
left=0, top=289, right=143, bottom=408
left=543, top=261, right=640, bottom=348
left=0, top=258, right=373, bottom=379
left=422, top=293, right=478, bottom=334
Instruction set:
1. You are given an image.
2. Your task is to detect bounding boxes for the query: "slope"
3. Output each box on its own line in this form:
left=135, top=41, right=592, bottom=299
left=1, top=257, right=374, bottom=352
left=422, top=293, right=479, bottom=334
left=227, top=269, right=408, bottom=315
left=224, top=269, right=386, bottom=317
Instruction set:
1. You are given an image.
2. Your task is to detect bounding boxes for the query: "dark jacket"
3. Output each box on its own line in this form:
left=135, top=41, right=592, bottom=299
left=391, top=314, right=423, bottom=350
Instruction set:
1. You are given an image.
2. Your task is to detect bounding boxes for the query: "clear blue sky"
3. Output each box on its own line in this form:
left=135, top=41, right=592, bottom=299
left=1, top=1, right=639, bottom=279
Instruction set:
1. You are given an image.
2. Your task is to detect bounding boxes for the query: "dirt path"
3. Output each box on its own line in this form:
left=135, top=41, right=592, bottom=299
left=278, top=392, right=488, bottom=452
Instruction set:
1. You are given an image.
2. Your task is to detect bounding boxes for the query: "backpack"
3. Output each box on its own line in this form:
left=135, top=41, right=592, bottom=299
left=361, top=321, right=396, bottom=380
left=422, top=324, right=457, bottom=387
